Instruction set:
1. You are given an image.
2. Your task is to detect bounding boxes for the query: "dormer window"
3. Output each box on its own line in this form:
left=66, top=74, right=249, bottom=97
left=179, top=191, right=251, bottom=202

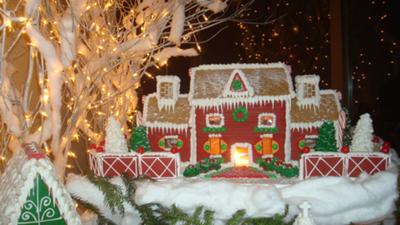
left=258, top=113, right=276, bottom=128
left=206, top=113, right=224, bottom=128
left=159, top=82, right=173, bottom=99
left=295, top=75, right=321, bottom=107
left=156, top=76, right=180, bottom=110
left=304, top=83, right=316, bottom=99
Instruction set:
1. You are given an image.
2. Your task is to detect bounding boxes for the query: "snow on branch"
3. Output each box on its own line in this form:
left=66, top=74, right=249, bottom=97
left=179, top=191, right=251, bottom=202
left=153, top=47, right=198, bottom=66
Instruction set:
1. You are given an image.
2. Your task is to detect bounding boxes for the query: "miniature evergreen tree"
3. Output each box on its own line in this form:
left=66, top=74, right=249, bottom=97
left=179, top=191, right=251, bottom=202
left=351, top=113, right=374, bottom=152
left=315, top=121, right=337, bottom=152
left=342, top=108, right=353, bottom=147
left=130, top=126, right=151, bottom=152
left=105, top=117, right=129, bottom=153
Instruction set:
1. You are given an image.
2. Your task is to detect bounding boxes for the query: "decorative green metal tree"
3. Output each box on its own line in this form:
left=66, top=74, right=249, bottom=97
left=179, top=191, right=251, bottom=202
left=315, top=121, right=337, bottom=152
left=19, top=176, right=67, bottom=225
left=129, top=126, right=151, bottom=152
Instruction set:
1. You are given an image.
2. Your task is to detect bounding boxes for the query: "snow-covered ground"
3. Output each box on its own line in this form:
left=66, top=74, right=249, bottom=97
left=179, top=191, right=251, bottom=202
left=135, top=169, right=397, bottom=225
left=67, top=167, right=398, bottom=225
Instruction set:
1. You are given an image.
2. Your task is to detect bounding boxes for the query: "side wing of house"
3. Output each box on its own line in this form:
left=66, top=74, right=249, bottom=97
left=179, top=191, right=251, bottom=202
left=290, top=87, right=342, bottom=161
left=142, top=76, right=192, bottom=162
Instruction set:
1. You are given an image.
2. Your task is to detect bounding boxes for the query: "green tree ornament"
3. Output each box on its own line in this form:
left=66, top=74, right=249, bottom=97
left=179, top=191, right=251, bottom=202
left=130, top=126, right=151, bottom=152
left=315, top=121, right=337, bottom=152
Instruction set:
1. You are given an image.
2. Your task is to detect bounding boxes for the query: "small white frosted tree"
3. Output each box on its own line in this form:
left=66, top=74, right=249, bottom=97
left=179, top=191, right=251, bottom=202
left=105, top=117, right=128, bottom=153
left=0, top=0, right=255, bottom=178
left=350, top=113, right=374, bottom=152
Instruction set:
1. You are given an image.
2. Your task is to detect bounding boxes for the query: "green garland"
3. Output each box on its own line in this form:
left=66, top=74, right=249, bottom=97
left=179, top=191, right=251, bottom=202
left=253, top=127, right=278, bottom=133
left=183, top=158, right=224, bottom=177
left=257, top=158, right=299, bottom=178
left=202, top=126, right=227, bottom=133
left=232, top=106, right=249, bottom=122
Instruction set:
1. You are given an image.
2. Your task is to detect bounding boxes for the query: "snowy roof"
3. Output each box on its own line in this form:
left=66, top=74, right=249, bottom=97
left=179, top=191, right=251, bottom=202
left=189, top=63, right=294, bottom=101
left=143, top=93, right=191, bottom=126
left=290, top=90, right=341, bottom=125
left=0, top=144, right=81, bottom=225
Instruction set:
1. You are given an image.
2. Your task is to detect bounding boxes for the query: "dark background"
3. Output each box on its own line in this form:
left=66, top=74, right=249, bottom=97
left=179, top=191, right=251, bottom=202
left=139, top=0, right=400, bottom=150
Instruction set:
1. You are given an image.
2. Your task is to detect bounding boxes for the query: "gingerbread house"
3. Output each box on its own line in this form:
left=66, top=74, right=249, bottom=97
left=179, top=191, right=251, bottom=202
left=142, top=63, right=342, bottom=166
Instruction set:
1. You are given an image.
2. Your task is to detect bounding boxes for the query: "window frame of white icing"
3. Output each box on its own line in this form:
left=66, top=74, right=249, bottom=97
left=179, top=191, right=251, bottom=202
left=156, top=75, right=181, bottom=110
left=206, top=113, right=225, bottom=128
left=161, top=135, right=180, bottom=151
left=257, top=113, right=276, bottom=128
left=295, top=75, right=321, bottom=107
left=304, top=134, right=318, bottom=149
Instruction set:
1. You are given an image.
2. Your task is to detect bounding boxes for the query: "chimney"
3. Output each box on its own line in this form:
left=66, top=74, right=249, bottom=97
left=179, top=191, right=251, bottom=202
left=295, top=75, right=320, bottom=107
left=156, top=75, right=180, bottom=110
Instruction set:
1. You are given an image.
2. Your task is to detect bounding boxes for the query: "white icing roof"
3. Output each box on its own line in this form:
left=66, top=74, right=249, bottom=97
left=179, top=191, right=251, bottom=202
left=0, top=149, right=82, bottom=225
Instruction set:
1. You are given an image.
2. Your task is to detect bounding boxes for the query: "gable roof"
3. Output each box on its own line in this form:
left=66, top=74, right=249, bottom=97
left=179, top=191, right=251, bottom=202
left=189, top=63, right=295, bottom=104
left=290, top=90, right=341, bottom=128
left=0, top=144, right=81, bottom=225
left=143, top=93, right=191, bottom=131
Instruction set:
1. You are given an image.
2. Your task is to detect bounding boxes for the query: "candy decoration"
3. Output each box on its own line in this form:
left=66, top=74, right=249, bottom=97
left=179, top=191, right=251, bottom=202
left=341, top=146, right=349, bottom=154
left=302, top=147, right=311, bottom=154
left=171, top=147, right=179, bottom=154
left=381, top=145, right=390, bottom=154
left=137, top=146, right=145, bottom=154
left=382, top=141, right=391, bottom=149
left=95, top=146, right=104, bottom=153
left=372, top=136, right=380, bottom=143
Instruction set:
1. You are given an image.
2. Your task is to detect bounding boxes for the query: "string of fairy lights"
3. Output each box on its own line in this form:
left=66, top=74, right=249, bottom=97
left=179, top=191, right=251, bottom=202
left=233, top=0, right=398, bottom=113
left=350, top=0, right=399, bottom=113
left=234, top=0, right=331, bottom=87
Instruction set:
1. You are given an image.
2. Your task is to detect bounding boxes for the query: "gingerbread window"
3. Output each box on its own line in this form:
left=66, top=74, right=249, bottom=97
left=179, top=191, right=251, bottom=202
left=159, top=82, right=173, bottom=99
left=206, top=113, right=224, bottom=128
left=258, top=113, right=276, bottom=128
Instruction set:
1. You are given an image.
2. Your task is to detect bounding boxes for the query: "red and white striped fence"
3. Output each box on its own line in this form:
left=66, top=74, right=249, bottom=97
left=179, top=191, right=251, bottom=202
left=89, top=151, right=180, bottom=179
left=300, top=152, right=390, bottom=179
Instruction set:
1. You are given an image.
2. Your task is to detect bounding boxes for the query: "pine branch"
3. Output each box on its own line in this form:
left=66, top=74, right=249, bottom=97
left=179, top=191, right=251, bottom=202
left=88, top=175, right=125, bottom=215
left=73, top=197, right=118, bottom=225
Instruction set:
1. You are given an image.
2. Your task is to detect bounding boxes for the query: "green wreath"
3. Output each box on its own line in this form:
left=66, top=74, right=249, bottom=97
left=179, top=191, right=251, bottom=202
left=232, top=106, right=249, bottom=122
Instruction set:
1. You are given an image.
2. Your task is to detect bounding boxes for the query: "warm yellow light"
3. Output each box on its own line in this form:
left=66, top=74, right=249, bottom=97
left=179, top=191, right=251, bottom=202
left=233, top=147, right=249, bottom=167
left=25, top=113, right=32, bottom=120
left=68, top=152, right=77, bottom=158
left=4, top=17, right=11, bottom=28
left=43, top=89, right=49, bottom=103
left=105, top=2, right=113, bottom=9
left=40, top=111, right=48, bottom=117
